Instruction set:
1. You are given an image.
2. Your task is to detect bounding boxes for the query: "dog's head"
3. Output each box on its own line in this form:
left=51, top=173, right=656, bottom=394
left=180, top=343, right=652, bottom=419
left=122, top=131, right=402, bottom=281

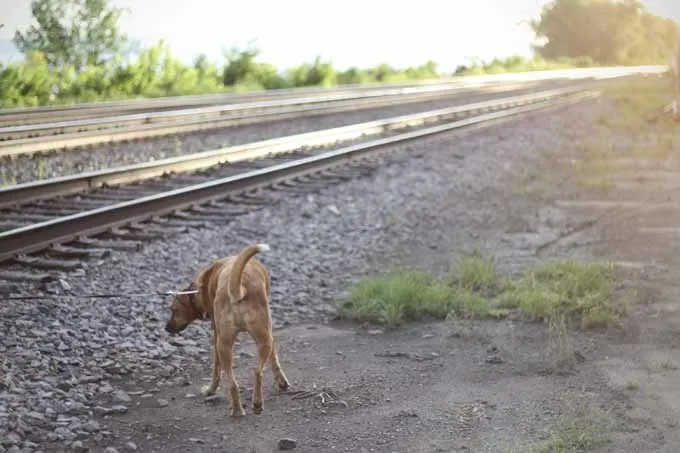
left=165, top=282, right=201, bottom=335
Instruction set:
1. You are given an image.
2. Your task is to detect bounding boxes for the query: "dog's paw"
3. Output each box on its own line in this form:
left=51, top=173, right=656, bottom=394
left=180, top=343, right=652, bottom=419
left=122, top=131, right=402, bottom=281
left=231, top=407, right=246, bottom=417
left=200, top=384, right=217, bottom=397
left=276, top=376, right=290, bottom=391
left=253, top=402, right=263, bottom=415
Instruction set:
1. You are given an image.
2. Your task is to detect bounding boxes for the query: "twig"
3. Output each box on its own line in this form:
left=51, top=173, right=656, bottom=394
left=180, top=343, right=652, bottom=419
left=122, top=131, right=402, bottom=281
left=374, top=351, right=438, bottom=362
left=289, top=387, right=348, bottom=408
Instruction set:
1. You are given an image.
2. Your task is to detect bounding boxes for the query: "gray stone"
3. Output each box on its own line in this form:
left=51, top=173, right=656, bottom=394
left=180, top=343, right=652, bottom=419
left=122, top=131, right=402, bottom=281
left=277, top=438, right=298, bottom=450
left=2, top=433, right=21, bottom=446
left=70, top=440, right=88, bottom=452
left=53, top=427, right=76, bottom=441
left=108, top=405, right=129, bottom=415
left=82, top=421, right=100, bottom=433
left=111, top=390, right=131, bottom=404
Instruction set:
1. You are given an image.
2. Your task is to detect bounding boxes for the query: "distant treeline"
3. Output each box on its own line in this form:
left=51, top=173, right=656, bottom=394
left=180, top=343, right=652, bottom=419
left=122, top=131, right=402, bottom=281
left=1, top=0, right=677, bottom=108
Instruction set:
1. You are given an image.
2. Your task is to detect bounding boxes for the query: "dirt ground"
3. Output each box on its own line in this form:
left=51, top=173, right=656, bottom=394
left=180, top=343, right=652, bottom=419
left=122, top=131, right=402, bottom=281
left=93, top=322, right=642, bottom=453
left=82, top=80, right=680, bottom=453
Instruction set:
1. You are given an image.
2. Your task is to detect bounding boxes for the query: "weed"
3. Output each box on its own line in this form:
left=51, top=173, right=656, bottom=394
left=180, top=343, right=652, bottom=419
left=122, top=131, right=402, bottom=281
left=1, top=171, right=17, bottom=187
left=529, top=413, right=611, bottom=453
left=36, top=159, right=46, bottom=180
left=624, top=379, right=639, bottom=390
left=503, top=394, right=617, bottom=453
left=450, top=250, right=500, bottom=293
left=657, top=358, right=678, bottom=370
left=387, top=210, right=399, bottom=227
left=1, top=359, right=17, bottom=392
left=595, top=114, right=609, bottom=126
left=547, top=309, right=574, bottom=369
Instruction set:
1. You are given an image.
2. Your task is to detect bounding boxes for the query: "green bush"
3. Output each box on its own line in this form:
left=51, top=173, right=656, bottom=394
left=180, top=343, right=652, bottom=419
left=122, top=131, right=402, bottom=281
left=0, top=40, right=451, bottom=108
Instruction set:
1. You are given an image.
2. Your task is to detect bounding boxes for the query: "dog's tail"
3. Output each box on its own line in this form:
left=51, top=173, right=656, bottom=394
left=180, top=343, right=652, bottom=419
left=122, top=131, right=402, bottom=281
left=228, top=243, right=269, bottom=303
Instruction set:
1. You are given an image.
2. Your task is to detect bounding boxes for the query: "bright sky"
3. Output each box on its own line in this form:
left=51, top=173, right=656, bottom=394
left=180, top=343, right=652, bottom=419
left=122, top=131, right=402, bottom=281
left=1, top=0, right=677, bottom=71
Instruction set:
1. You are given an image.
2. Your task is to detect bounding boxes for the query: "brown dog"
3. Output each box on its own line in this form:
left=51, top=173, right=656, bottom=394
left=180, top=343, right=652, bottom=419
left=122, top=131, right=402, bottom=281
left=165, top=243, right=290, bottom=416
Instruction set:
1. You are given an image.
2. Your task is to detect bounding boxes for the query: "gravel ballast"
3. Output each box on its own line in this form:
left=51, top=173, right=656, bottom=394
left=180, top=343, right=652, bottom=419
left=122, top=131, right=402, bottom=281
left=0, top=98, right=607, bottom=451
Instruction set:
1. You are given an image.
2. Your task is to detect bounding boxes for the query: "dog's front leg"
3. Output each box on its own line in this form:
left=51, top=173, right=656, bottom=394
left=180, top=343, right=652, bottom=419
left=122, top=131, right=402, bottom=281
left=201, top=326, right=221, bottom=396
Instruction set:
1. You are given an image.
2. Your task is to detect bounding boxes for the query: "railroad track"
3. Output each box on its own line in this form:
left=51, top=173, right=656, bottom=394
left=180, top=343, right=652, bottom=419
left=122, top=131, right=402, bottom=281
left=0, top=77, right=474, bottom=127
left=0, top=85, right=599, bottom=282
left=0, top=81, right=542, bottom=157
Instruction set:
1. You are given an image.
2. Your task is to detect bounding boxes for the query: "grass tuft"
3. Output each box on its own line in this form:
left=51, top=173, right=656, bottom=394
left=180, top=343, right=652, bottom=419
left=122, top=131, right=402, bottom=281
left=496, top=260, right=624, bottom=328
left=450, top=249, right=500, bottom=292
left=530, top=414, right=611, bottom=453
left=506, top=395, right=615, bottom=453
left=624, top=379, right=640, bottom=391
left=338, top=271, right=459, bottom=328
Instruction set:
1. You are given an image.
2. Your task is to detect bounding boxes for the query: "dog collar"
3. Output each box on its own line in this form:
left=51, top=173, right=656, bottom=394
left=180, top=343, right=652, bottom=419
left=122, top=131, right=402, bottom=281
left=180, top=283, right=208, bottom=321
left=187, top=291, right=209, bottom=320
left=185, top=291, right=208, bottom=320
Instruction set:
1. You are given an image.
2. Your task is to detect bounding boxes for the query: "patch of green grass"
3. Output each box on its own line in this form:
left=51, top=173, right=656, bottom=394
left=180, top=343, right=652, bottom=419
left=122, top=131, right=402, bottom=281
left=337, top=252, right=512, bottom=328
left=338, top=254, right=630, bottom=331
left=495, top=260, right=626, bottom=329
left=529, top=413, right=611, bottom=453
left=337, top=271, right=459, bottom=328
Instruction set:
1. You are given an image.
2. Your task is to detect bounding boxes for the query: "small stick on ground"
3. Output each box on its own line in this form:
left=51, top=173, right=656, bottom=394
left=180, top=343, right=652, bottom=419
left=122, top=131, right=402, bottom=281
left=289, top=387, right=348, bottom=408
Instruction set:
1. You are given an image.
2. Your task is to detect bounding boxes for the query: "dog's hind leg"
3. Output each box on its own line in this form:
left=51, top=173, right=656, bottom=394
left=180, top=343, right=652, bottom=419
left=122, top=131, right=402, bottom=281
left=252, top=332, right=273, bottom=415
left=217, top=335, right=245, bottom=417
left=269, top=336, right=290, bottom=391
left=201, top=329, right=221, bottom=397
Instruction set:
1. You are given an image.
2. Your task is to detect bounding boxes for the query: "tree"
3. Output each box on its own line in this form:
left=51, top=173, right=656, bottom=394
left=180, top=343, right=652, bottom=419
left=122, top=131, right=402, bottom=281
left=221, top=42, right=260, bottom=86
left=531, top=0, right=680, bottom=65
left=13, top=0, right=128, bottom=69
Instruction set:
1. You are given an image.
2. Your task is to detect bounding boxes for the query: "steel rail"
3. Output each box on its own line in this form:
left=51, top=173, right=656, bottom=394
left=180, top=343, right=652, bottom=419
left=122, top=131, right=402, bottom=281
left=0, top=64, right=666, bottom=127
left=0, top=84, right=534, bottom=158
left=0, top=85, right=596, bottom=208
left=0, top=89, right=599, bottom=263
